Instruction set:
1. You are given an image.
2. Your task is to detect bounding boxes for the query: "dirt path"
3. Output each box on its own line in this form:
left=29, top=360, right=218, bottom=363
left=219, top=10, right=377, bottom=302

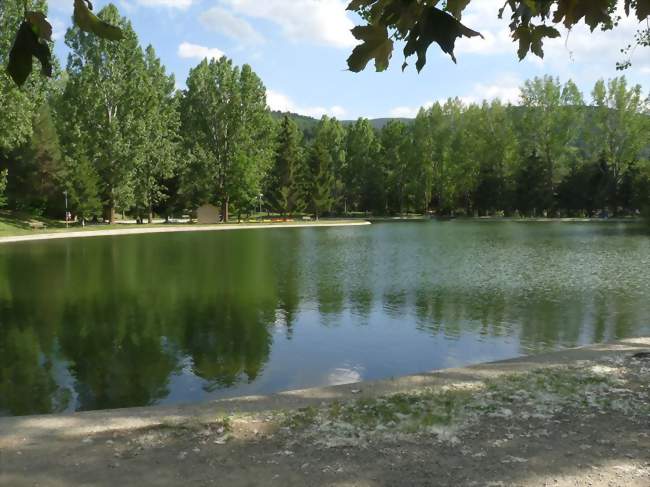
left=1, top=339, right=649, bottom=486
left=0, top=220, right=371, bottom=245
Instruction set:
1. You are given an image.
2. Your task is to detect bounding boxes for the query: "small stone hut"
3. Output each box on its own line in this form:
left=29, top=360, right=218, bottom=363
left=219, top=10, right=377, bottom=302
left=196, top=204, right=220, bottom=224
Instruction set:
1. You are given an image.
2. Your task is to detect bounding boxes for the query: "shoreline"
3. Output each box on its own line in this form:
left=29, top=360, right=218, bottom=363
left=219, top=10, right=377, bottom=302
left=1, top=336, right=647, bottom=445
left=0, top=220, right=371, bottom=245
left=2, top=337, right=649, bottom=486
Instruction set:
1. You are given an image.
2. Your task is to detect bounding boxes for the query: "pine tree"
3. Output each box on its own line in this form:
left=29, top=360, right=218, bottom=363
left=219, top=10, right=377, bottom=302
left=13, top=105, right=65, bottom=215
left=63, top=153, right=102, bottom=224
left=266, top=115, right=306, bottom=215
left=310, top=143, right=336, bottom=220
left=308, top=117, right=341, bottom=219
left=345, top=118, right=380, bottom=213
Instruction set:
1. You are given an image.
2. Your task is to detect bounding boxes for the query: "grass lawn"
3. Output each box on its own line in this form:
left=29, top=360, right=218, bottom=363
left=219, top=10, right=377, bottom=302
left=0, top=211, right=66, bottom=237
left=0, top=211, right=165, bottom=238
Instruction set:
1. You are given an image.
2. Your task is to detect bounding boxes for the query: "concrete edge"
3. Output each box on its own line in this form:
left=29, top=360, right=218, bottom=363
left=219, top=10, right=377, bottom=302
left=1, top=337, right=648, bottom=446
left=0, top=221, right=372, bottom=245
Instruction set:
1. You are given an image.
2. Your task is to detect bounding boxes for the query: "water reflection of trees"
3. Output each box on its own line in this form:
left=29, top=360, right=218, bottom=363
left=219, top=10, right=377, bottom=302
left=0, top=226, right=648, bottom=416
left=0, top=233, right=286, bottom=415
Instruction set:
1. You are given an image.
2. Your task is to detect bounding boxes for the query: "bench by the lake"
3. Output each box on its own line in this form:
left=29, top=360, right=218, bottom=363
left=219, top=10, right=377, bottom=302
left=28, top=221, right=47, bottom=230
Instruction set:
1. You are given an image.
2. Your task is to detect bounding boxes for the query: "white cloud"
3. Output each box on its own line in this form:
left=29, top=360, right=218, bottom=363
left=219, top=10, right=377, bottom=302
left=220, top=0, right=356, bottom=48
left=330, top=105, right=347, bottom=118
left=200, top=7, right=264, bottom=44
left=135, top=0, right=194, bottom=8
left=178, top=42, right=225, bottom=61
left=49, top=0, right=193, bottom=15
left=388, top=74, right=522, bottom=118
left=267, top=89, right=347, bottom=118
left=455, top=0, right=512, bottom=55
left=462, top=75, right=522, bottom=105
left=533, top=7, right=647, bottom=73
left=453, top=0, right=649, bottom=78
left=48, top=0, right=73, bottom=13
left=389, top=102, right=434, bottom=118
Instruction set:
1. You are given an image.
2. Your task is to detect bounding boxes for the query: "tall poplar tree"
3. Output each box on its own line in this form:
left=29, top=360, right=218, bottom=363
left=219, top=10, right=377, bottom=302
left=380, top=120, right=410, bottom=214
left=588, top=77, right=649, bottom=213
left=519, top=76, right=585, bottom=214
left=181, top=58, right=273, bottom=221
left=58, top=4, right=145, bottom=223
left=473, top=100, right=517, bottom=215
left=412, top=108, right=435, bottom=214
left=132, top=45, right=180, bottom=223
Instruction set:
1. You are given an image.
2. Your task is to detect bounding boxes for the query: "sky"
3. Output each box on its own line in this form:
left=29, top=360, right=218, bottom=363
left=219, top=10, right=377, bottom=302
left=47, top=0, right=650, bottom=120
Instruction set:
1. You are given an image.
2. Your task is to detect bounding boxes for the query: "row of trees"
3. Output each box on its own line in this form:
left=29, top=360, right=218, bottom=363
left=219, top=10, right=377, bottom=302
left=269, top=77, right=650, bottom=218
left=1, top=3, right=649, bottom=222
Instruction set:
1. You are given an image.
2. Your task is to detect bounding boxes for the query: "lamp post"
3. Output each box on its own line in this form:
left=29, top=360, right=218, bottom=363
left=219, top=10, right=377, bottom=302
left=63, top=190, right=69, bottom=228
left=258, top=193, right=263, bottom=215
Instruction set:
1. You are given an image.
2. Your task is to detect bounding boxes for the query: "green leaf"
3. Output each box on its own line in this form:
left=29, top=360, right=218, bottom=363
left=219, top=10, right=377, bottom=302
left=553, top=0, right=610, bottom=30
left=632, top=0, right=650, bottom=20
left=7, top=21, right=53, bottom=87
left=346, top=0, right=376, bottom=12
left=513, top=24, right=560, bottom=60
left=73, top=0, right=124, bottom=41
left=347, top=25, right=394, bottom=72
left=403, top=7, right=482, bottom=70
left=445, top=0, right=472, bottom=18
left=26, top=12, right=53, bottom=42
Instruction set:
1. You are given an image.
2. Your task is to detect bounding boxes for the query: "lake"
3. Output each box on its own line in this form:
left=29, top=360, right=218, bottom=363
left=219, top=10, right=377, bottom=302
left=1, top=221, right=649, bottom=417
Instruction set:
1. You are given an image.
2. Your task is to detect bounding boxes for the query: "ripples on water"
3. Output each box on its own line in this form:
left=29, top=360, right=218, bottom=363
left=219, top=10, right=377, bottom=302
left=0, top=221, right=648, bottom=416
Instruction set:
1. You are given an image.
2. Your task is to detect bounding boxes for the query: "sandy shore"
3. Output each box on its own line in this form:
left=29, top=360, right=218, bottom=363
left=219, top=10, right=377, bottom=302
left=0, top=220, right=371, bottom=245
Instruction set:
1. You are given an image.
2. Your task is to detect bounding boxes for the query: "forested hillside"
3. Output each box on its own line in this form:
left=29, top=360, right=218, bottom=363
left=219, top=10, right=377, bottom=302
left=270, top=112, right=411, bottom=135
left=1, top=3, right=649, bottom=223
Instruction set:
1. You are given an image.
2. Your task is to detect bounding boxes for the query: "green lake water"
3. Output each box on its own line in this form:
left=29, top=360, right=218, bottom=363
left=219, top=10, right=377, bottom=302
left=0, top=221, right=648, bottom=416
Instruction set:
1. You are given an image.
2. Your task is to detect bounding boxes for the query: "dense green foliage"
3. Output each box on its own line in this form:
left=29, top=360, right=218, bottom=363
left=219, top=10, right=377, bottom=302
left=0, top=169, right=7, bottom=208
left=1, top=4, right=649, bottom=221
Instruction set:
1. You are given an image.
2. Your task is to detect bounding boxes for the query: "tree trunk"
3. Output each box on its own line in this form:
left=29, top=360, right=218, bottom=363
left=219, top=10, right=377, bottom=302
left=105, top=206, right=116, bottom=224
left=148, top=204, right=153, bottom=224
left=222, top=196, right=229, bottom=223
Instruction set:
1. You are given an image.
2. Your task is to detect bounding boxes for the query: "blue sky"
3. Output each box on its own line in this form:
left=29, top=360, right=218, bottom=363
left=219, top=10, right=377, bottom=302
left=48, top=0, right=650, bottom=119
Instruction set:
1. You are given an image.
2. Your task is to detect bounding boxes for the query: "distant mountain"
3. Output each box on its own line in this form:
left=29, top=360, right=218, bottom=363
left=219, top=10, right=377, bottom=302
left=270, top=111, right=413, bottom=136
